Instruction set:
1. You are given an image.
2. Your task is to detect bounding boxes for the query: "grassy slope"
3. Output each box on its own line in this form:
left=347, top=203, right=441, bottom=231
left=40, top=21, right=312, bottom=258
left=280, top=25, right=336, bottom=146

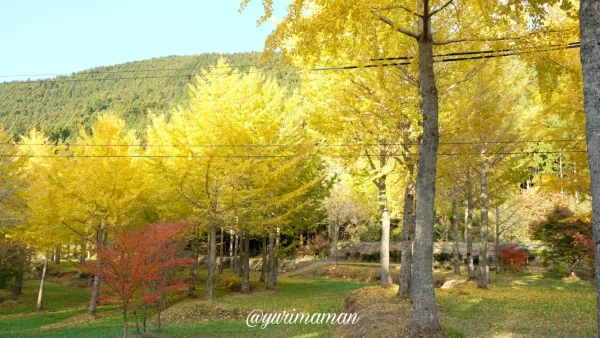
left=0, top=271, right=368, bottom=338
left=437, top=272, right=597, bottom=337
left=0, top=266, right=597, bottom=338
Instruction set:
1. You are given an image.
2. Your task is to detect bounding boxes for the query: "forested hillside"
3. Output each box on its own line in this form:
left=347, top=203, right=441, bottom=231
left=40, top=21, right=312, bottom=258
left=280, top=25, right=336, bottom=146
left=0, top=52, right=299, bottom=140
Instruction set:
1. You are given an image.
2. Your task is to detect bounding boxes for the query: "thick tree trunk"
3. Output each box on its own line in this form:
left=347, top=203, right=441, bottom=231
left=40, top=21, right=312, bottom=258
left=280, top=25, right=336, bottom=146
left=205, top=212, right=217, bottom=300
left=123, top=301, right=128, bottom=338
left=267, top=233, right=277, bottom=290
left=229, top=231, right=234, bottom=270
left=478, top=157, right=490, bottom=289
left=466, top=171, right=476, bottom=280
left=241, top=232, right=250, bottom=294
left=260, top=234, right=268, bottom=282
left=36, top=256, right=47, bottom=311
left=233, top=233, right=240, bottom=274
left=219, top=226, right=224, bottom=274
left=133, top=307, right=140, bottom=335
left=54, top=246, right=61, bottom=265
left=378, top=177, right=393, bottom=287
left=143, top=304, right=148, bottom=334
left=581, top=0, right=600, bottom=333
left=188, top=237, right=199, bottom=297
left=333, top=220, right=339, bottom=266
left=89, top=276, right=101, bottom=316
left=411, top=26, right=442, bottom=333
left=452, top=200, right=461, bottom=275
left=79, top=239, right=86, bottom=264
left=238, top=232, right=245, bottom=278
left=495, top=206, right=502, bottom=274
left=89, top=228, right=104, bottom=316
left=399, top=177, right=415, bottom=298
left=157, top=303, right=162, bottom=331
left=12, top=271, right=23, bottom=300
left=274, top=229, right=280, bottom=286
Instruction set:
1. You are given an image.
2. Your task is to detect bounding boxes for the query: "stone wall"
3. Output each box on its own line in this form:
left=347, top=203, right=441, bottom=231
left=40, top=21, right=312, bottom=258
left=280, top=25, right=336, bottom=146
left=338, top=241, right=541, bottom=259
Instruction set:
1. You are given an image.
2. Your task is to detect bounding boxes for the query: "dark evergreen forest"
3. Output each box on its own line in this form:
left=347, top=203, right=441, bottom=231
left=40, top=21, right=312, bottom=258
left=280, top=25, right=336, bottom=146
left=0, top=52, right=299, bottom=140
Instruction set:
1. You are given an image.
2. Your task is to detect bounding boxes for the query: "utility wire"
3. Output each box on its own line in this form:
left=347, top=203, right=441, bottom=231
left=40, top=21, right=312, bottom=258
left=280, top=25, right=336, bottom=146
left=314, top=41, right=585, bottom=71
left=369, top=41, right=581, bottom=62
left=0, top=63, right=262, bottom=78
left=0, top=149, right=587, bottom=158
left=0, top=138, right=584, bottom=148
left=0, top=70, right=271, bottom=85
left=0, top=41, right=591, bottom=83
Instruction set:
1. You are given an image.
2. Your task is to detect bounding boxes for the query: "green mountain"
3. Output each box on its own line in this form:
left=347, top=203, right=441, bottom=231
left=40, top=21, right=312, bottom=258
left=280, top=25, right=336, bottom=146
left=0, top=52, right=300, bottom=140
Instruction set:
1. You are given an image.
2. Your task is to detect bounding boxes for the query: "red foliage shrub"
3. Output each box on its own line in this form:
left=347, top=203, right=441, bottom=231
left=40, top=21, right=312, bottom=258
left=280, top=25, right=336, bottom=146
left=303, top=235, right=330, bottom=257
left=499, top=245, right=528, bottom=272
left=528, top=205, right=593, bottom=268
left=81, top=221, right=194, bottom=308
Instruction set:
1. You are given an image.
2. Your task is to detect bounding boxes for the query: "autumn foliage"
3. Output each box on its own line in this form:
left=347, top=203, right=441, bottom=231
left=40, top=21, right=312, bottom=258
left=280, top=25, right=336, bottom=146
left=302, top=235, right=330, bottom=257
left=528, top=206, right=593, bottom=270
left=81, top=221, right=193, bottom=335
left=499, top=245, right=529, bottom=272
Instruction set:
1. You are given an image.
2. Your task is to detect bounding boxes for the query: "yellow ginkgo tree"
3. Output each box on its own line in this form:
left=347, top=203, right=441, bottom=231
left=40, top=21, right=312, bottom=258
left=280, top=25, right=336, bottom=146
left=146, top=59, right=319, bottom=299
left=303, top=66, right=419, bottom=291
left=242, top=0, right=566, bottom=332
left=23, top=115, right=148, bottom=316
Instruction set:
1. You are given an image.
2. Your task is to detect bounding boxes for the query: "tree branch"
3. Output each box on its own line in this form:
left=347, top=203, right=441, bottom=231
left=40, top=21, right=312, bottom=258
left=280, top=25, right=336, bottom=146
left=432, top=29, right=568, bottom=45
left=377, top=5, right=423, bottom=18
left=429, top=0, right=454, bottom=18
left=61, top=220, right=87, bottom=238
left=441, top=60, right=487, bottom=95
left=371, top=10, right=419, bottom=39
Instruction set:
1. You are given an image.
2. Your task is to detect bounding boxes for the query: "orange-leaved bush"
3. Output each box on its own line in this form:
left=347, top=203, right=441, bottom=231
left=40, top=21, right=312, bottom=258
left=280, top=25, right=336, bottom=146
left=81, top=221, right=194, bottom=337
left=499, top=245, right=528, bottom=272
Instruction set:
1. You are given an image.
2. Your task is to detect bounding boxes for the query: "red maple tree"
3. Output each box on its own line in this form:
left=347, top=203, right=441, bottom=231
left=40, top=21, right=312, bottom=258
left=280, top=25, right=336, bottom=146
left=81, top=221, right=193, bottom=337
left=499, top=245, right=528, bottom=272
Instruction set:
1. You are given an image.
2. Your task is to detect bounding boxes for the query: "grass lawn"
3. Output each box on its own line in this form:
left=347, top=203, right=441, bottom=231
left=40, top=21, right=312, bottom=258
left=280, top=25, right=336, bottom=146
left=437, top=272, right=597, bottom=337
left=0, top=266, right=597, bottom=338
left=0, top=271, right=369, bottom=338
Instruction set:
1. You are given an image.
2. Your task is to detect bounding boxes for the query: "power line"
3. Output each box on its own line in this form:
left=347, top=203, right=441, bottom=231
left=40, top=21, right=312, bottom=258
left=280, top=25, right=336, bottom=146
left=370, top=41, right=581, bottom=62
left=0, top=138, right=584, bottom=148
left=1, top=149, right=587, bottom=158
left=0, top=63, right=262, bottom=79
left=0, top=70, right=272, bottom=85
left=1, top=41, right=591, bottom=83
left=313, top=41, right=585, bottom=71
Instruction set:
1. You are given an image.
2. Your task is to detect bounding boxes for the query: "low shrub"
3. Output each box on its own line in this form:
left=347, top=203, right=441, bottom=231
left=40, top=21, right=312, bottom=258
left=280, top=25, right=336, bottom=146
left=499, top=245, right=528, bottom=272
left=306, top=235, right=330, bottom=258
left=434, top=252, right=452, bottom=264
left=215, top=275, right=262, bottom=292
left=0, top=289, right=13, bottom=303
left=390, top=250, right=402, bottom=263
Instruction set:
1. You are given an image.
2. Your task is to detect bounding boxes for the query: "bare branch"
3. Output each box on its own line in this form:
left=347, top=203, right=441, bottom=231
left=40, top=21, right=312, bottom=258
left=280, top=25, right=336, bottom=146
left=441, top=60, right=487, bottom=95
left=433, top=29, right=568, bottom=45
left=377, top=5, right=423, bottom=18
left=364, top=149, right=377, bottom=171
left=371, top=10, right=419, bottom=39
left=61, top=220, right=87, bottom=238
left=429, top=0, right=454, bottom=18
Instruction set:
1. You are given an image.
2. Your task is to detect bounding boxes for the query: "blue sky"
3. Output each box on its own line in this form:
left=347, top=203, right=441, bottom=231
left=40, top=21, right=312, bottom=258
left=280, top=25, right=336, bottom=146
left=0, top=1, right=288, bottom=81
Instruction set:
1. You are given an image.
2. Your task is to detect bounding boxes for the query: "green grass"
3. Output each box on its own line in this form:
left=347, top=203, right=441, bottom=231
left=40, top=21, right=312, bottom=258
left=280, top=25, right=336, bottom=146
left=0, top=271, right=368, bottom=338
left=0, top=280, right=89, bottom=316
left=164, top=274, right=368, bottom=338
left=437, top=272, right=597, bottom=337
left=217, top=276, right=366, bottom=312
left=1, top=268, right=597, bottom=338
left=159, top=320, right=334, bottom=338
